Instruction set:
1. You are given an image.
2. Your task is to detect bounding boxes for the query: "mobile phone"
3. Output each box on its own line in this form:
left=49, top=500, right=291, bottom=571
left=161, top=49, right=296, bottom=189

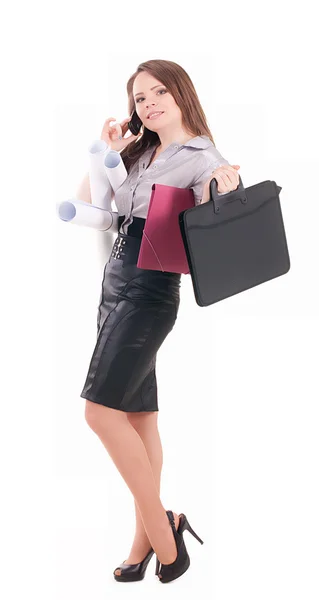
left=128, top=110, right=143, bottom=136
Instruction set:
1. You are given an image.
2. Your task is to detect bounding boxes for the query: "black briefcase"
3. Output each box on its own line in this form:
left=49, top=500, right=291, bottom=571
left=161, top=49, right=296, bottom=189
left=179, top=176, right=290, bottom=307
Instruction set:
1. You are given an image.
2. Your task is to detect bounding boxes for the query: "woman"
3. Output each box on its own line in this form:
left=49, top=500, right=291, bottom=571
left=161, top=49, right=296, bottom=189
left=79, top=59, right=240, bottom=583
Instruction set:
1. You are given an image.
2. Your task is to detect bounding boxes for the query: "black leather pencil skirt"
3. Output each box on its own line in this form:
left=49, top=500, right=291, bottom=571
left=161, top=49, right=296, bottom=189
left=80, top=216, right=181, bottom=412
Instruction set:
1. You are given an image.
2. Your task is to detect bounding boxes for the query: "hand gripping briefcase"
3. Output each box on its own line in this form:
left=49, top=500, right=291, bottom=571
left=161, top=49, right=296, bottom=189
left=178, top=175, right=291, bottom=307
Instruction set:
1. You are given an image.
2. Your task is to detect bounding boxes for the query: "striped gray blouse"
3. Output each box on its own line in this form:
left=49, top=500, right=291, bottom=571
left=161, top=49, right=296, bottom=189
left=114, top=135, right=230, bottom=235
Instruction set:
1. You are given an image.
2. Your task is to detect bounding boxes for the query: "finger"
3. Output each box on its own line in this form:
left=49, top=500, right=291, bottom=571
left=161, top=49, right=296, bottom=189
left=102, top=118, right=117, bottom=135
left=103, top=117, right=117, bottom=131
left=226, top=171, right=239, bottom=187
left=227, top=167, right=240, bottom=186
left=217, top=166, right=240, bottom=187
left=212, top=170, right=231, bottom=188
left=120, top=117, right=132, bottom=126
left=211, top=172, right=228, bottom=192
left=219, top=164, right=239, bottom=174
left=111, top=123, right=122, bottom=138
left=212, top=172, right=236, bottom=192
left=121, top=118, right=132, bottom=136
left=224, top=171, right=239, bottom=190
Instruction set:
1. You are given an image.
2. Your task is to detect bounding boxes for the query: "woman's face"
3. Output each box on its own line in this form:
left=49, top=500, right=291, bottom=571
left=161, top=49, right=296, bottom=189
left=133, top=72, right=182, bottom=132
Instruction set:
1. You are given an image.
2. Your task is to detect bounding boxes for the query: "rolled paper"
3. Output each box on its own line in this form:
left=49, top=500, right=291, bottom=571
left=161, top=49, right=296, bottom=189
left=88, top=140, right=113, bottom=210
left=57, top=199, right=119, bottom=232
left=104, top=150, right=127, bottom=192
left=75, top=171, right=92, bottom=204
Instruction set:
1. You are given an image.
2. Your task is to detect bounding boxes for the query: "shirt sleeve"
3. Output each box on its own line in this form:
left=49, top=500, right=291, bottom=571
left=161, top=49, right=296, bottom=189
left=190, top=151, right=230, bottom=205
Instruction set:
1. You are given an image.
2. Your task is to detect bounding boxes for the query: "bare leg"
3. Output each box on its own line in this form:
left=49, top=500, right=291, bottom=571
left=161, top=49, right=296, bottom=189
left=114, top=411, right=179, bottom=575
left=85, top=401, right=179, bottom=568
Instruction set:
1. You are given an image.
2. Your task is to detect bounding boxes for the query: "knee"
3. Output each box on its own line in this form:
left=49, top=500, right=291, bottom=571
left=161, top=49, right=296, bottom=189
left=84, top=400, right=103, bottom=431
left=84, top=399, right=126, bottom=432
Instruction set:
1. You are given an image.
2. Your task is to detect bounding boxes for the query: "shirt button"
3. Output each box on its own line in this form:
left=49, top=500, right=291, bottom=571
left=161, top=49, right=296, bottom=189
left=153, top=165, right=157, bottom=169
left=174, top=145, right=178, bottom=149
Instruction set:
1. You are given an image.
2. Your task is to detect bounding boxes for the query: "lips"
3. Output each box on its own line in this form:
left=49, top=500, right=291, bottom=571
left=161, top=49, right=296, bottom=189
left=147, top=111, right=164, bottom=119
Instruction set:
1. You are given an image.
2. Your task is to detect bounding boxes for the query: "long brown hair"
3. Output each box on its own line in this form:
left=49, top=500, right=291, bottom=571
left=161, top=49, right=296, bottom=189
left=120, top=59, right=216, bottom=173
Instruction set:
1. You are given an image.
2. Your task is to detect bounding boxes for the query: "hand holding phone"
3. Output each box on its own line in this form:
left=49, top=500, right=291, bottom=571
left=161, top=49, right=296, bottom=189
left=100, top=114, right=142, bottom=152
left=127, top=110, right=143, bottom=136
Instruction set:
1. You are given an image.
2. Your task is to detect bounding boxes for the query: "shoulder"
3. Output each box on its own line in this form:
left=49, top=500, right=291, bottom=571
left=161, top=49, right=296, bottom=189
left=192, top=136, right=229, bottom=166
left=186, top=137, right=230, bottom=205
left=186, top=136, right=229, bottom=181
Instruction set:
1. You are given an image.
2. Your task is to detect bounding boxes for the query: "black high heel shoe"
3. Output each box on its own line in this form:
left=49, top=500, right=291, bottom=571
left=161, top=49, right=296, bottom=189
left=113, top=547, right=155, bottom=582
left=155, top=510, right=204, bottom=583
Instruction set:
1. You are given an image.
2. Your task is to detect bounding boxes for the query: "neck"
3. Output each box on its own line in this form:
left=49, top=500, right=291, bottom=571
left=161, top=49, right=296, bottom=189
left=155, top=126, right=195, bottom=151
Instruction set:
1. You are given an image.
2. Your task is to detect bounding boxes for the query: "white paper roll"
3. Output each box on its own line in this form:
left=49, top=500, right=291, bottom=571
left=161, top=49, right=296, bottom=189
left=104, top=150, right=127, bottom=193
left=75, top=171, right=92, bottom=204
left=88, top=140, right=113, bottom=210
left=57, top=199, right=119, bottom=232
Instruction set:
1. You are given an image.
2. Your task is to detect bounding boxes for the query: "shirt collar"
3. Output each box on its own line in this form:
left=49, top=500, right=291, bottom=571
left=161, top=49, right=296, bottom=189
left=151, top=135, right=212, bottom=151
left=137, top=135, right=212, bottom=175
left=177, top=135, right=212, bottom=149
left=140, top=135, right=211, bottom=161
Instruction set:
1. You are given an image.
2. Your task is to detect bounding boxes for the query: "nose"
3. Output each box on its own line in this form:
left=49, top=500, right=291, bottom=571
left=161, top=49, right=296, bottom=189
left=146, top=100, right=158, bottom=110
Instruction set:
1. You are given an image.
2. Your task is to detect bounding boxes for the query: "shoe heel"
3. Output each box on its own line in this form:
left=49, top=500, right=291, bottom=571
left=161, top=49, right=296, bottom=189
left=183, top=515, right=204, bottom=545
left=157, top=510, right=190, bottom=583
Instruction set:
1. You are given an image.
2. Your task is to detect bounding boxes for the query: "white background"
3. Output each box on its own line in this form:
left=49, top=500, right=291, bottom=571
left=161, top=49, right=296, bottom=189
left=2, top=1, right=318, bottom=598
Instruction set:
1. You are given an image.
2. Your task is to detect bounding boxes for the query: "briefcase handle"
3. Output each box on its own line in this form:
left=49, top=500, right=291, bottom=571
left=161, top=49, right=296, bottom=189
left=209, top=175, right=283, bottom=215
left=209, top=175, right=248, bottom=214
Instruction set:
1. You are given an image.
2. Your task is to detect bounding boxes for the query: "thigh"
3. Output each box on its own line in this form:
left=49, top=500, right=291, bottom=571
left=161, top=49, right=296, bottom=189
left=84, top=399, right=129, bottom=430
left=127, top=410, right=159, bottom=430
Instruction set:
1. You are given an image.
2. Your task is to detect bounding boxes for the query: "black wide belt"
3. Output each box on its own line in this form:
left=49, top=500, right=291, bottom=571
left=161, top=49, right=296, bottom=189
left=110, top=233, right=143, bottom=262
left=118, top=215, right=146, bottom=239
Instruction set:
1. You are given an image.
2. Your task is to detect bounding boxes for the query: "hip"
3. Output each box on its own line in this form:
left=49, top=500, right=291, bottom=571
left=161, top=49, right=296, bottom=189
left=104, top=231, right=181, bottom=309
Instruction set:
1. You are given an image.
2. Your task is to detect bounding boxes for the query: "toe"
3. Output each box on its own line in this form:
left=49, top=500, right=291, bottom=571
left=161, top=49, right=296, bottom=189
left=114, top=569, right=121, bottom=576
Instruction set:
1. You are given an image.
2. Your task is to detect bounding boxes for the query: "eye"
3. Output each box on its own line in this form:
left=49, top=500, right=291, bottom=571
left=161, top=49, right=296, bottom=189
left=136, top=88, right=167, bottom=103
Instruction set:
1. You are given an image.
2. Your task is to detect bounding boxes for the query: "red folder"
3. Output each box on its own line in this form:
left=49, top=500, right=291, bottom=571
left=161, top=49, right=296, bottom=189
left=136, top=183, right=195, bottom=273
